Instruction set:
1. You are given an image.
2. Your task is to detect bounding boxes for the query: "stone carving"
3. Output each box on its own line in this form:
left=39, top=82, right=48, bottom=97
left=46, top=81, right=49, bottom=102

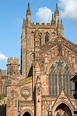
left=20, top=87, right=30, bottom=99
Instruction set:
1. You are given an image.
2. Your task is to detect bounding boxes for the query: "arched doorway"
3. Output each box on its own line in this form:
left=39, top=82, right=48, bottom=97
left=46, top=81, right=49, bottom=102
left=23, top=112, right=31, bottom=116
left=55, top=103, right=72, bottom=116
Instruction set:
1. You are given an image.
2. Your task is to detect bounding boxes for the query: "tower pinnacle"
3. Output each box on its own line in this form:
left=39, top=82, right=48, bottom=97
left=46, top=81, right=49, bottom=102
left=26, top=3, right=31, bottom=22
left=54, top=4, right=59, bottom=27
left=55, top=4, right=59, bottom=15
left=27, top=3, right=31, bottom=15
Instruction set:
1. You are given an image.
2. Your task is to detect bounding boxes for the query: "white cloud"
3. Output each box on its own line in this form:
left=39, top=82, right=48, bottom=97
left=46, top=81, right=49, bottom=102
left=36, top=7, right=53, bottom=23
left=0, top=52, right=7, bottom=61
left=59, top=0, right=77, bottom=19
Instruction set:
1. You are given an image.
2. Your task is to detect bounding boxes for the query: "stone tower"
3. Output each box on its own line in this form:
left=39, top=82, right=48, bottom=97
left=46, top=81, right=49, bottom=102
left=21, top=3, right=64, bottom=78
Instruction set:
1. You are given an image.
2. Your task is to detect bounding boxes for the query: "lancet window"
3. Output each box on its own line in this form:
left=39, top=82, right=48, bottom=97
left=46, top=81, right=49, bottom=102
left=45, top=32, right=49, bottom=43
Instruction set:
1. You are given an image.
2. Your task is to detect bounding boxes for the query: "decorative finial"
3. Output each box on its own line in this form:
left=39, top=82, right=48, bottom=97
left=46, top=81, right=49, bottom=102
left=28, top=2, right=29, bottom=7
left=56, top=4, right=58, bottom=11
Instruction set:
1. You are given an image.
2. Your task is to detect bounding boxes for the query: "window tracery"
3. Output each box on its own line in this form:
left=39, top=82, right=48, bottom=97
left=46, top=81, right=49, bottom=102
left=49, top=60, right=72, bottom=96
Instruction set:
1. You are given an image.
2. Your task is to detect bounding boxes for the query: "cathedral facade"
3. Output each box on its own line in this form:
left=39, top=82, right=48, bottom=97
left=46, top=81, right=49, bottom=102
left=1, top=3, right=77, bottom=116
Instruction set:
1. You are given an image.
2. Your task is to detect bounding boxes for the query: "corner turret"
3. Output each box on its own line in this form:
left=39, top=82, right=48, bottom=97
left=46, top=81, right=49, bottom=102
left=7, top=58, right=20, bottom=79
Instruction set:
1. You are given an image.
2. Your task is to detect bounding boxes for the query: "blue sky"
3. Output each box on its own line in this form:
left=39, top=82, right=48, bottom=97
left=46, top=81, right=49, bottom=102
left=0, top=0, right=77, bottom=69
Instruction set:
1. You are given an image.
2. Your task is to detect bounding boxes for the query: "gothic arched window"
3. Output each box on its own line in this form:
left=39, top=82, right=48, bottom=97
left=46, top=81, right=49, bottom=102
left=49, top=60, right=72, bottom=96
left=45, top=32, right=49, bottom=43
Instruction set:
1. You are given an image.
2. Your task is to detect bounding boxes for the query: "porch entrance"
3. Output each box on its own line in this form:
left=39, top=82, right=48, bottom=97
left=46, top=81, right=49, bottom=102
left=55, top=103, right=72, bottom=116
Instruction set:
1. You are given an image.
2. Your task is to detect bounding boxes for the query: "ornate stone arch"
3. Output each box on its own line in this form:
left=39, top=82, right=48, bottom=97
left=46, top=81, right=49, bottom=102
left=21, top=108, right=34, bottom=116
left=52, top=100, right=74, bottom=116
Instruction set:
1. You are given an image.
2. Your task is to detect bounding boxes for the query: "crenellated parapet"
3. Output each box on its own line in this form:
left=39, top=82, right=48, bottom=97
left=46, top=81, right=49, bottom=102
left=7, top=57, right=20, bottom=79
left=7, top=57, right=19, bottom=65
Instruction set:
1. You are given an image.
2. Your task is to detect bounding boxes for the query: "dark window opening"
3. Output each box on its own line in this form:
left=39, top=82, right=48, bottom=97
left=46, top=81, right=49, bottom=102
left=45, top=33, right=49, bottom=43
left=40, top=35, right=41, bottom=46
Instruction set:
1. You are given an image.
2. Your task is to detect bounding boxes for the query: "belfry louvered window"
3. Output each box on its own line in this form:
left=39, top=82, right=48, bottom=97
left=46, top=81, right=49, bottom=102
left=49, top=60, right=72, bottom=96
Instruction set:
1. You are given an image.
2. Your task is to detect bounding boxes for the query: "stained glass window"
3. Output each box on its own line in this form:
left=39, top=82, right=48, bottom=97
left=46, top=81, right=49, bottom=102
left=49, top=60, right=72, bottom=96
